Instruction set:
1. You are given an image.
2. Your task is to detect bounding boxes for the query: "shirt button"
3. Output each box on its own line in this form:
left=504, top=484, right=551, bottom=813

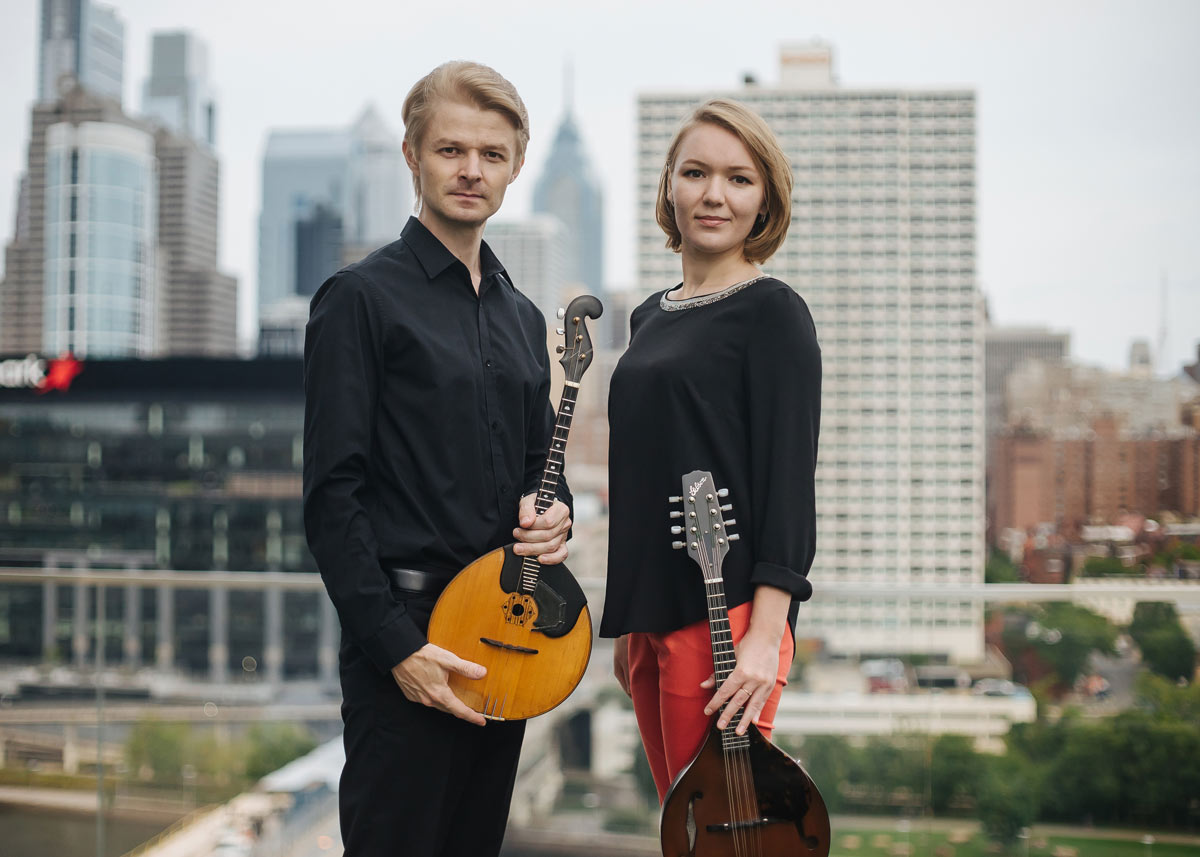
left=500, top=485, right=510, bottom=494
left=491, top=421, right=500, bottom=431
left=485, top=359, right=493, bottom=368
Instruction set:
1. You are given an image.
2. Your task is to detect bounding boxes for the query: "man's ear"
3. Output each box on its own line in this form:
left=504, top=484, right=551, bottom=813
left=402, top=139, right=419, bottom=174
left=509, top=155, right=525, bottom=184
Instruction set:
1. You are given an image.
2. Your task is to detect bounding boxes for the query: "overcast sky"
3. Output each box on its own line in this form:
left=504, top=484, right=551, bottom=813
left=2, top=0, right=1197, bottom=373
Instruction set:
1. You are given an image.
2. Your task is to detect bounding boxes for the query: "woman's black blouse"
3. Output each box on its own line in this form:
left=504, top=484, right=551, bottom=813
left=600, top=276, right=822, bottom=637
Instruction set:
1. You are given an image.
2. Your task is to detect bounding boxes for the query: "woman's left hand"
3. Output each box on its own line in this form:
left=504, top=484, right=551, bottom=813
left=701, top=630, right=781, bottom=735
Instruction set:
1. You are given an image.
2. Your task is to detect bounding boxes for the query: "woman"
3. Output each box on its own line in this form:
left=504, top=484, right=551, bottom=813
left=602, top=98, right=821, bottom=801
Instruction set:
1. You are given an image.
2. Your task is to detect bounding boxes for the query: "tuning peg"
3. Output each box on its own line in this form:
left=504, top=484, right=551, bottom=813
left=671, top=541, right=686, bottom=550
left=557, top=307, right=566, bottom=320
left=556, top=327, right=565, bottom=335
left=727, top=534, right=741, bottom=542
left=555, top=345, right=565, bottom=354
left=670, top=526, right=683, bottom=535
left=717, top=488, right=729, bottom=498
left=668, top=495, right=682, bottom=503
left=725, top=518, right=737, bottom=526
left=720, top=504, right=732, bottom=512
left=669, top=510, right=682, bottom=519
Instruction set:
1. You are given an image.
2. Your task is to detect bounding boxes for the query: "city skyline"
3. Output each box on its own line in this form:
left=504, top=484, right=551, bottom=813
left=1, top=0, right=1197, bottom=370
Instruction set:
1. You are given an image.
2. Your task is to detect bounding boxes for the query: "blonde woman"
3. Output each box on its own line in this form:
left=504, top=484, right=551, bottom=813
left=603, top=98, right=821, bottom=801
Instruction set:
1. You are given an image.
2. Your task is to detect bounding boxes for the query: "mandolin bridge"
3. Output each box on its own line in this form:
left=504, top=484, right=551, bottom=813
left=480, top=637, right=538, bottom=654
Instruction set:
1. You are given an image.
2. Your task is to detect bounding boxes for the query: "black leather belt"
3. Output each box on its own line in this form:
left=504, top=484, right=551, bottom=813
left=385, top=566, right=452, bottom=595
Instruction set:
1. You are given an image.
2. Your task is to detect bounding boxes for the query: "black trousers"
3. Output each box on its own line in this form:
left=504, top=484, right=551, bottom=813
left=338, top=591, right=527, bottom=857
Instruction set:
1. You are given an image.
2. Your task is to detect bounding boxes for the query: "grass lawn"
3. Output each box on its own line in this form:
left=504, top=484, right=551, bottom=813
left=832, top=827, right=1198, bottom=857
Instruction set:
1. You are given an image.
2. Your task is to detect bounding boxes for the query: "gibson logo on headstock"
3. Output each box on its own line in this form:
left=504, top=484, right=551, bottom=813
left=687, top=477, right=708, bottom=499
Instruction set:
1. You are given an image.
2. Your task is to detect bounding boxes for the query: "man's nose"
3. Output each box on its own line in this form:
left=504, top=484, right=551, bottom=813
left=460, top=152, right=483, bottom=181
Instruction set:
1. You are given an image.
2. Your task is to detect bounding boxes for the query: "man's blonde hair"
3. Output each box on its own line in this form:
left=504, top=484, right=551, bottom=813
left=655, top=98, right=793, bottom=264
left=402, top=61, right=530, bottom=203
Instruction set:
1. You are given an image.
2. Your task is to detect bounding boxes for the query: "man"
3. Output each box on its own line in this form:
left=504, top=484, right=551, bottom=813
left=303, top=61, right=572, bottom=857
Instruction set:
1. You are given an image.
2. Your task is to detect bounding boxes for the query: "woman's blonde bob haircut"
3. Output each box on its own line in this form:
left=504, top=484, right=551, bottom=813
left=656, top=99, right=793, bottom=264
left=401, top=61, right=530, bottom=203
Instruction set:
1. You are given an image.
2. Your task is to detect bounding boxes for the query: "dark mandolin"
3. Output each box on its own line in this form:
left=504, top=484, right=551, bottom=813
left=661, top=470, right=831, bottom=857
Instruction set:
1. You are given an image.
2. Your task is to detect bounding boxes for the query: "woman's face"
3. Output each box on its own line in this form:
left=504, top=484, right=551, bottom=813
left=668, top=122, right=767, bottom=260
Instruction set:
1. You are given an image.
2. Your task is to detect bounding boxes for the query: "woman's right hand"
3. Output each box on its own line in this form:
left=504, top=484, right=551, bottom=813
left=613, top=635, right=632, bottom=697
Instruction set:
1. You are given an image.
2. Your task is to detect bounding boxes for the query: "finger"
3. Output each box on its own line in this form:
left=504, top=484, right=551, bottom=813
left=735, top=689, right=769, bottom=735
left=436, top=689, right=487, bottom=726
left=537, top=544, right=568, bottom=565
left=438, top=650, right=486, bottom=680
left=518, top=494, right=536, bottom=528
left=717, top=686, right=753, bottom=729
left=699, top=673, right=715, bottom=689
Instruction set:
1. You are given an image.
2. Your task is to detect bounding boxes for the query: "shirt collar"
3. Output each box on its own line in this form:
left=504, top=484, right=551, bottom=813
left=400, top=216, right=509, bottom=289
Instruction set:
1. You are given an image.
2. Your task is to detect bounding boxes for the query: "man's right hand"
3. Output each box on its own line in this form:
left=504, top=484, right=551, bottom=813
left=391, top=644, right=487, bottom=726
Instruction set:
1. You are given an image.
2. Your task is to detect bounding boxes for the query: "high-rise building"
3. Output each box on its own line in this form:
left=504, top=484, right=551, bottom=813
left=43, top=119, right=159, bottom=357
left=154, top=130, right=238, bottom=356
left=2, top=85, right=157, bottom=357
left=142, top=32, right=215, bottom=147
left=257, top=108, right=408, bottom=317
left=38, top=0, right=124, bottom=105
left=532, top=72, right=605, bottom=299
left=636, top=43, right=984, bottom=661
left=483, top=216, right=568, bottom=320
left=143, top=32, right=238, bottom=357
left=985, top=325, right=1070, bottom=440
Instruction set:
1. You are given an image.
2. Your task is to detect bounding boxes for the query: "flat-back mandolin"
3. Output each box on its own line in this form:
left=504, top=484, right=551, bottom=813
left=661, top=469, right=830, bottom=857
left=426, top=294, right=602, bottom=721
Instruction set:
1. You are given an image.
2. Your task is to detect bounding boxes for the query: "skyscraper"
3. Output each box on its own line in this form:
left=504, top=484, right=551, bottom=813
left=142, top=31, right=216, bottom=147
left=43, top=99, right=159, bottom=356
left=532, top=71, right=604, bottom=298
left=984, top=325, right=1070, bottom=440
left=636, top=43, right=984, bottom=661
left=143, top=32, right=238, bottom=357
left=38, top=0, right=124, bottom=104
left=2, top=85, right=158, bottom=357
left=257, top=108, right=408, bottom=317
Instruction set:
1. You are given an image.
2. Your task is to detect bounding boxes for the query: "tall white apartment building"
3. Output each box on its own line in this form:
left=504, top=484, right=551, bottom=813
left=636, top=43, right=985, bottom=661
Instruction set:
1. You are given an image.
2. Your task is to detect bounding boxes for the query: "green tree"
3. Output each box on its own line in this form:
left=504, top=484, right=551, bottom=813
left=928, top=734, right=982, bottom=814
left=1029, top=603, right=1118, bottom=690
left=986, top=550, right=1020, bottom=584
left=794, top=736, right=852, bottom=813
left=1135, top=671, right=1200, bottom=722
left=1129, top=601, right=1182, bottom=645
left=125, top=718, right=190, bottom=783
left=1082, top=556, right=1132, bottom=576
left=243, top=723, right=317, bottom=782
left=629, top=743, right=658, bottom=809
left=976, top=755, right=1038, bottom=850
left=1140, top=626, right=1197, bottom=682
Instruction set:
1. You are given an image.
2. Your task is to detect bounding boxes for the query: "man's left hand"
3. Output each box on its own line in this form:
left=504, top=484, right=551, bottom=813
left=513, top=495, right=571, bottom=564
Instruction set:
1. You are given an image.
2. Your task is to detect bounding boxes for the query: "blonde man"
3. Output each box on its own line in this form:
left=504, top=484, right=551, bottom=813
left=304, top=62, right=572, bottom=856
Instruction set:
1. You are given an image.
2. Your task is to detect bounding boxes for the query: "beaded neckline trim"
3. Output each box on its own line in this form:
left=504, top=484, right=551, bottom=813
left=659, top=275, right=769, bottom=312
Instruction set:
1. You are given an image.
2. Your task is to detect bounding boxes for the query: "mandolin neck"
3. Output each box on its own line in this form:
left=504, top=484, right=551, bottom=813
left=518, top=382, right=578, bottom=594
left=705, top=574, right=750, bottom=751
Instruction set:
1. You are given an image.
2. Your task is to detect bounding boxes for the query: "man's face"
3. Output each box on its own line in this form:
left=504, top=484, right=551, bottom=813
left=404, top=99, right=524, bottom=231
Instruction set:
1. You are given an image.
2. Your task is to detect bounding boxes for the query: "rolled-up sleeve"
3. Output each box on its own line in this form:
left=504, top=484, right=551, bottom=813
left=303, top=272, right=425, bottom=673
left=744, top=286, right=822, bottom=601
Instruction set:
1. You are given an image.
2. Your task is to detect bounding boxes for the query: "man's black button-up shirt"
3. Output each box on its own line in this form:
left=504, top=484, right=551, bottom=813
left=303, top=217, right=571, bottom=674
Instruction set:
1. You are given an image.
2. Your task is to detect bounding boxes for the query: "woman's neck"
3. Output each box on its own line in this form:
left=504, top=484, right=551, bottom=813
left=676, top=250, right=760, bottom=300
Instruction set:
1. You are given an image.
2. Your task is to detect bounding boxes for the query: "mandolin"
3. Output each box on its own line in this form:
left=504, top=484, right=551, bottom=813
left=425, top=294, right=602, bottom=721
left=661, top=469, right=830, bottom=857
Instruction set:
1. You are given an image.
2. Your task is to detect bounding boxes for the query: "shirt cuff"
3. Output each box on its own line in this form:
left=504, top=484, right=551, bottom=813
left=357, top=609, right=427, bottom=675
left=750, top=560, right=814, bottom=602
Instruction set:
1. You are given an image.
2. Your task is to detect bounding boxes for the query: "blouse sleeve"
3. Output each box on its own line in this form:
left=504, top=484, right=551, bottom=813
left=743, top=284, right=822, bottom=601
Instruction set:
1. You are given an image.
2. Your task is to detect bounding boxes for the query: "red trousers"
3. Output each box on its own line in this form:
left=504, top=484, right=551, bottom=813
left=627, top=601, right=795, bottom=801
